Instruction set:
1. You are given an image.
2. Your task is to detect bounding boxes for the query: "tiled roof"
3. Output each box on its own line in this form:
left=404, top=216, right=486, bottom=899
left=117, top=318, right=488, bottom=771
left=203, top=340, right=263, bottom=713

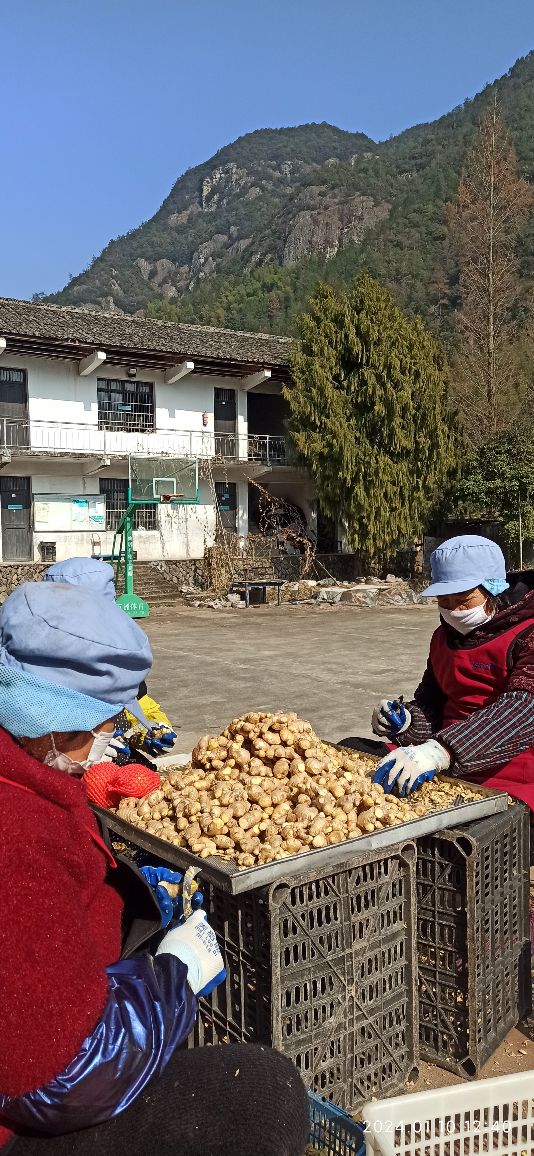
left=0, top=298, right=292, bottom=369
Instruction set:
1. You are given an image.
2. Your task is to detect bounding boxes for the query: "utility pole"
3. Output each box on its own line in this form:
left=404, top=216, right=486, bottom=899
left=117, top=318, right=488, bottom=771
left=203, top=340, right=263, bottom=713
left=518, top=488, right=523, bottom=571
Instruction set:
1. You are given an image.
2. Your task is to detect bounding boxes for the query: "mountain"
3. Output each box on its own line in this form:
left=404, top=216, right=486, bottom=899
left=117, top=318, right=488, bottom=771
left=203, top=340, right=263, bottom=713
left=45, top=53, right=534, bottom=337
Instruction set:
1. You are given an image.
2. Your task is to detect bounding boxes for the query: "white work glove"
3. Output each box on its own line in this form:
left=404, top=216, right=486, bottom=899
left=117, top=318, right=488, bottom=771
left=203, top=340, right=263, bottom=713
left=373, top=738, right=450, bottom=796
left=156, top=909, right=226, bottom=997
left=372, top=697, right=411, bottom=737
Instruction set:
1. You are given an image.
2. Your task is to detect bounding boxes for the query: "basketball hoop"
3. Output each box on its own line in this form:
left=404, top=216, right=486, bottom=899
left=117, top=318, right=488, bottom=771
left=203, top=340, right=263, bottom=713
left=128, top=456, right=199, bottom=505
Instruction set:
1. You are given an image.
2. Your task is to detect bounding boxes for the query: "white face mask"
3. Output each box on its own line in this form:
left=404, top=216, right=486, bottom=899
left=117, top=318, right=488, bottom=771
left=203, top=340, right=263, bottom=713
left=439, top=604, right=493, bottom=635
left=44, top=729, right=113, bottom=775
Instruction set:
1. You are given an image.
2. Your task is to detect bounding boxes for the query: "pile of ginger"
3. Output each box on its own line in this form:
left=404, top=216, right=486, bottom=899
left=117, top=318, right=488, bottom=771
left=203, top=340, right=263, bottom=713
left=113, top=709, right=470, bottom=869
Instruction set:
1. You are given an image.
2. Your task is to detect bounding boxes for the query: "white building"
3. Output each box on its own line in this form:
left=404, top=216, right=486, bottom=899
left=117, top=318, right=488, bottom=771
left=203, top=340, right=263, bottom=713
left=0, top=299, right=314, bottom=563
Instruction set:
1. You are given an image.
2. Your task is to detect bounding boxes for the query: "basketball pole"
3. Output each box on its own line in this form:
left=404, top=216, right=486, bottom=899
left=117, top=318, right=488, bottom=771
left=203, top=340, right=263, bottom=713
left=111, top=493, right=149, bottom=619
left=125, top=503, right=134, bottom=597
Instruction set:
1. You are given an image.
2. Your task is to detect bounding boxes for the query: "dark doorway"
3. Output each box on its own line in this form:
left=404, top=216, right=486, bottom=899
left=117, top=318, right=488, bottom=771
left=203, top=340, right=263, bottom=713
left=248, top=482, right=261, bottom=535
left=316, top=508, right=340, bottom=553
left=214, top=388, right=236, bottom=432
left=1, top=476, right=32, bottom=561
left=214, top=388, right=236, bottom=458
left=246, top=392, right=289, bottom=436
left=0, top=368, right=29, bottom=448
left=215, top=481, right=237, bottom=533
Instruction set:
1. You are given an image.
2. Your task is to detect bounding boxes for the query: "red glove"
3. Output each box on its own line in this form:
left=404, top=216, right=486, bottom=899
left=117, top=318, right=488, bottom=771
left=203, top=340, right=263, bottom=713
left=83, top=762, right=161, bottom=808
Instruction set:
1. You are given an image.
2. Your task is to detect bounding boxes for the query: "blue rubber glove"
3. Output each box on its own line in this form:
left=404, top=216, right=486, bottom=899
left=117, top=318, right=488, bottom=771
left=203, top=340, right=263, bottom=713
left=143, top=725, right=178, bottom=757
left=156, top=909, right=226, bottom=997
left=373, top=738, right=450, bottom=796
left=372, top=698, right=411, bottom=737
left=107, top=730, right=132, bottom=759
left=140, top=865, right=203, bottom=928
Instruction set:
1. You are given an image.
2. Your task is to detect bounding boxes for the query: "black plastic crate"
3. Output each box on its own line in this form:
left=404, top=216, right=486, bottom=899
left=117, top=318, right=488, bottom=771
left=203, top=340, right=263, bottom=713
left=189, top=840, right=418, bottom=1112
left=416, top=803, right=531, bottom=1078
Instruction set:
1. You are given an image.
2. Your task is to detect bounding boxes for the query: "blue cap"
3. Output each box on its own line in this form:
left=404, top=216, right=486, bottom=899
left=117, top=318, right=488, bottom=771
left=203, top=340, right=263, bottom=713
left=43, top=557, right=153, bottom=726
left=0, top=582, right=152, bottom=737
left=44, top=556, right=116, bottom=600
left=422, top=535, right=509, bottom=598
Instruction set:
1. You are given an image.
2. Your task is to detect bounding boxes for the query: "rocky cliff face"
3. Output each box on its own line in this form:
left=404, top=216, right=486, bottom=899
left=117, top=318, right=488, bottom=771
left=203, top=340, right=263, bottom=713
left=44, top=53, right=534, bottom=324
left=45, top=124, right=389, bottom=315
left=282, top=187, right=390, bottom=265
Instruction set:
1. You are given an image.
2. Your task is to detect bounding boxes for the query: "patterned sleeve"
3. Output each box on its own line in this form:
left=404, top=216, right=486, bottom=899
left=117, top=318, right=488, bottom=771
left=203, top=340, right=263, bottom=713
left=505, top=622, right=534, bottom=695
left=437, top=689, right=534, bottom=776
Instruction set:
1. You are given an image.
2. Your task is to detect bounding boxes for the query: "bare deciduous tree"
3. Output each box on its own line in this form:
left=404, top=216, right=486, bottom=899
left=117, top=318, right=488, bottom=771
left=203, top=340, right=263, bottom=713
left=447, top=99, right=532, bottom=442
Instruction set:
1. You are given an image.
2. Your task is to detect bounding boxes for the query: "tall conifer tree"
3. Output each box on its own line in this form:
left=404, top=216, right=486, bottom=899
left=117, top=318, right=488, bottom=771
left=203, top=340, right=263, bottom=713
left=447, top=100, right=532, bottom=441
left=286, top=273, right=459, bottom=560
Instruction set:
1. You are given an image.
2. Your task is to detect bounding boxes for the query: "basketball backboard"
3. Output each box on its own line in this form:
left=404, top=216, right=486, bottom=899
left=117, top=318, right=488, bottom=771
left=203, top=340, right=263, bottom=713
left=129, top=456, right=199, bottom=503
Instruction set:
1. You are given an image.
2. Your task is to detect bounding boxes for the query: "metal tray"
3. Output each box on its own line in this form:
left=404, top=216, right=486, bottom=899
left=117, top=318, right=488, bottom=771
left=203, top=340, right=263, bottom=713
left=92, top=776, right=509, bottom=895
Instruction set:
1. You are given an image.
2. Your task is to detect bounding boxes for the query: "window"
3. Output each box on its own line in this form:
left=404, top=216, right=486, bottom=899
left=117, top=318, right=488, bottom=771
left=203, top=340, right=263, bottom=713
left=97, top=379, right=154, bottom=432
left=99, top=478, right=157, bottom=531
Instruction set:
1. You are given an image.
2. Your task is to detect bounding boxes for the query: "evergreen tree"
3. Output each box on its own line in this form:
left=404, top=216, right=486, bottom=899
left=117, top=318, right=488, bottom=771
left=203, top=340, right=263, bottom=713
left=286, top=274, right=460, bottom=560
left=454, top=425, right=534, bottom=563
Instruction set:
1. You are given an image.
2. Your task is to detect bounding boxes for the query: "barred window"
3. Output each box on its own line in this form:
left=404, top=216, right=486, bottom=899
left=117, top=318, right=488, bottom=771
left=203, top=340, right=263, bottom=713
left=99, top=478, right=157, bottom=531
left=97, top=380, right=154, bottom=432
left=0, top=368, right=25, bottom=384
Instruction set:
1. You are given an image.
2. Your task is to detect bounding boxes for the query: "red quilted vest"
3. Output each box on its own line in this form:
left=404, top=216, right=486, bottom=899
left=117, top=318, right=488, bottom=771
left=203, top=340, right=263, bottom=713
left=430, top=621, right=534, bottom=810
left=0, top=728, right=123, bottom=1107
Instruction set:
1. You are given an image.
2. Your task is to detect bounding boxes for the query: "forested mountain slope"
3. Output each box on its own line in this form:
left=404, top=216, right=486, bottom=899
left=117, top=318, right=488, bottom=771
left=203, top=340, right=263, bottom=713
left=46, top=52, right=534, bottom=337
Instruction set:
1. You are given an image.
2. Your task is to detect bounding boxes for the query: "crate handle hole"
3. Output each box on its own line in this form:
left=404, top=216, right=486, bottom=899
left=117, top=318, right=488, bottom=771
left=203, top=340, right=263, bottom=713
left=455, top=837, right=473, bottom=857
left=406, top=1066, right=419, bottom=1086
left=460, top=1058, right=477, bottom=1077
left=271, top=883, right=291, bottom=907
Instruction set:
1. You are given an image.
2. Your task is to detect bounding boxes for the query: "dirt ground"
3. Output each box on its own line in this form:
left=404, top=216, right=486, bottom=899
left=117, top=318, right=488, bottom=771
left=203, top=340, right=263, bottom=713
left=142, top=600, right=534, bottom=1092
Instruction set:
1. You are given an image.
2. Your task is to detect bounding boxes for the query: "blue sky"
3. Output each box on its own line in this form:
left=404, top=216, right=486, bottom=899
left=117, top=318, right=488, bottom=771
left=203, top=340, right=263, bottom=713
left=1, top=0, right=533, bottom=301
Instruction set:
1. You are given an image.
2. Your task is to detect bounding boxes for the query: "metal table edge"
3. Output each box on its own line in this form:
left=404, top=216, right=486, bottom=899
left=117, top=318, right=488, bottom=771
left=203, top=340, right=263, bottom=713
left=92, top=784, right=509, bottom=895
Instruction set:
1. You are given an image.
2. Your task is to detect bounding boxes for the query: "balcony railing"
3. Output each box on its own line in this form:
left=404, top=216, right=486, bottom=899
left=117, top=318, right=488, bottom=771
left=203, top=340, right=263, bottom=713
left=214, top=433, right=288, bottom=463
left=247, top=434, right=288, bottom=464
left=0, top=420, right=289, bottom=464
left=0, top=418, right=30, bottom=448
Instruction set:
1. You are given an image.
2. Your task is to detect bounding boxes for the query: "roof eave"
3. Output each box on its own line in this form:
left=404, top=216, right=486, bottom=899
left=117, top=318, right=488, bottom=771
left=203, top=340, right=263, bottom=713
left=1, top=334, right=292, bottom=383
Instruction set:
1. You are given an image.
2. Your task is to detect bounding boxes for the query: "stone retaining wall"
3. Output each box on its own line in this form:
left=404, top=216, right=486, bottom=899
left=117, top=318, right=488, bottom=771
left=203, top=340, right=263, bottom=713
left=0, top=563, right=49, bottom=604
left=145, top=559, right=210, bottom=588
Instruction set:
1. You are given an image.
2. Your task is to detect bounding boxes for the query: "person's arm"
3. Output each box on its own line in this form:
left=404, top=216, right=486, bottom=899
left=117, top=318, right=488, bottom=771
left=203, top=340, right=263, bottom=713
left=0, top=843, right=113, bottom=1097
left=0, top=822, right=196, bottom=1134
left=437, top=688, right=534, bottom=776
left=0, top=953, right=196, bottom=1135
left=395, top=656, right=447, bottom=747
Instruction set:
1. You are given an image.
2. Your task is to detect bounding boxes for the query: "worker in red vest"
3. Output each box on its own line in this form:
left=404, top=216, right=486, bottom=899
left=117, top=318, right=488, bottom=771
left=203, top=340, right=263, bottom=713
left=0, top=582, right=308, bottom=1156
left=372, top=536, right=534, bottom=820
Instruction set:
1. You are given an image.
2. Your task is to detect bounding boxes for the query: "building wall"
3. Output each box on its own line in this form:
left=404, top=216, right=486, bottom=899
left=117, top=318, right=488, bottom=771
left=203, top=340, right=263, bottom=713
left=0, top=354, right=308, bottom=563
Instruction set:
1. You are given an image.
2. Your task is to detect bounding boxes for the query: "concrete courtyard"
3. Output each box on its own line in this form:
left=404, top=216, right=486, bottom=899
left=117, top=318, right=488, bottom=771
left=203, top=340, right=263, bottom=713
left=143, top=600, right=438, bottom=754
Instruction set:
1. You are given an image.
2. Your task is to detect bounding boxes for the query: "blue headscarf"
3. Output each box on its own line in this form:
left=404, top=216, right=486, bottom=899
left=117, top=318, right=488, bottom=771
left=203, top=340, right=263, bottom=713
left=0, top=582, right=152, bottom=737
left=44, top=557, right=116, bottom=600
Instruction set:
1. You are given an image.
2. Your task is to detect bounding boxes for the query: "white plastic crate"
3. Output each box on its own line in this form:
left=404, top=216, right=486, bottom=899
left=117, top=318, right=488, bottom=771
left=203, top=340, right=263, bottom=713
left=363, top=1069, right=534, bottom=1156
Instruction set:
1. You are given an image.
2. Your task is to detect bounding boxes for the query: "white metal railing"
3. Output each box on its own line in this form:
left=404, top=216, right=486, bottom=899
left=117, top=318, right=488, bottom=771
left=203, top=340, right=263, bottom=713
left=1, top=421, right=289, bottom=464
left=27, top=423, right=215, bottom=457
left=214, top=433, right=288, bottom=463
